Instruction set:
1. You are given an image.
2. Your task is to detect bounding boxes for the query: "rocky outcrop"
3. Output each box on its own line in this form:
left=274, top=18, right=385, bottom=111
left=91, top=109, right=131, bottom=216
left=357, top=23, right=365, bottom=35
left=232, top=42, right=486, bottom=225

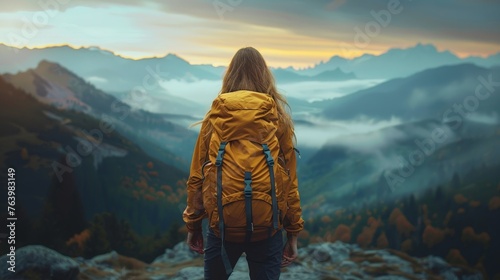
left=152, top=241, right=202, bottom=265
left=159, top=241, right=483, bottom=280
left=1, top=242, right=483, bottom=279
left=0, top=245, right=79, bottom=280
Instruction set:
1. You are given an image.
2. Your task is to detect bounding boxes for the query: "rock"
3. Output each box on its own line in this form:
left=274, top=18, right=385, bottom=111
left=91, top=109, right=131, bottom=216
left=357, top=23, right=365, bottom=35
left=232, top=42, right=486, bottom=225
left=0, top=245, right=79, bottom=280
left=170, top=267, right=204, bottom=280
left=228, top=270, right=251, bottom=280
left=338, top=260, right=358, bottom=271
left=282, top=265, right=326, bottom=280
left=153, top=241, right=202, bottom=265
left=91, top=250, right=119, bottom=264
left=375, top=250, right=413, bottom=275
left=306, top=242, right=350, bottom=263
left=329, top=241, right=352, bottom=263
left=233, top=255, right=249, bottom=273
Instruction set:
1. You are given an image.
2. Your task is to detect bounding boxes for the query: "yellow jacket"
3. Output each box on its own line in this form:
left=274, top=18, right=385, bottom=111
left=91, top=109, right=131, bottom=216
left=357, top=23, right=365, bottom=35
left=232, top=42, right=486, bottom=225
left=183, top=90, right=304, bottom=236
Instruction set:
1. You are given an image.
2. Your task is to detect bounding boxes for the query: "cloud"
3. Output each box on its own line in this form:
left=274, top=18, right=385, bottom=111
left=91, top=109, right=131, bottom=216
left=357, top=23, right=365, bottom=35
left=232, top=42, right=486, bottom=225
left=1, top=0, right=498, bottom=67
left=86, top=76, right=107, bottom=84
left=279, top=79, right=384, bottom=102
left=295, top=115, right=403, bottom=148
left=160, top=0, right=500, bottom=51
left=466, top=113, right=499, bottom=125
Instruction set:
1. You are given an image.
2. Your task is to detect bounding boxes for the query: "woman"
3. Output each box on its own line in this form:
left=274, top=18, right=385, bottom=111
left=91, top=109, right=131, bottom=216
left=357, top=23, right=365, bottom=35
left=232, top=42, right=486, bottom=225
left=183, top=47, right=304, bottom=280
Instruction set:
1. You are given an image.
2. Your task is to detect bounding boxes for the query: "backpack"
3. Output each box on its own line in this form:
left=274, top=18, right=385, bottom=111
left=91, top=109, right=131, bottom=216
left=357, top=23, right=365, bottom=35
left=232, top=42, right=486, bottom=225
left=201, top=90, right=289, bottom=247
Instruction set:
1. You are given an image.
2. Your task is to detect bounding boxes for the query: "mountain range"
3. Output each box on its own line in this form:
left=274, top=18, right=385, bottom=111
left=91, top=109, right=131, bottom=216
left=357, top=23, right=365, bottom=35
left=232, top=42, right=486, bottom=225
left=1, top=43, right=499, bottom=93
left=298, top=63, right=500, bottom=213
left=295, top=43, right=500, bottom=79
left=0, top=76, right=189, bottom=237
left=320, top=63, right=500, bottom=121
left=2, top=60, right=197, bottom=167
left=2, top=43, right=498, bottom=119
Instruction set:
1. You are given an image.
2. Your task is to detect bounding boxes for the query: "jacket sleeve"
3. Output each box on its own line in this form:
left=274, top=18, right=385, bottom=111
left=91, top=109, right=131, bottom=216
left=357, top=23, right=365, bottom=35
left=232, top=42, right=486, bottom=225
left=182, top=121, right=209, bottom=232
left=278, top=127, right=304, bottom=235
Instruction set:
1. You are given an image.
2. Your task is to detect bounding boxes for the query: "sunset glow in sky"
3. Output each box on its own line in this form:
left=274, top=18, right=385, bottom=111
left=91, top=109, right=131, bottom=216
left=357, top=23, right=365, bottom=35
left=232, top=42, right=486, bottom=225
left=0, top=0, right=499, bottom=68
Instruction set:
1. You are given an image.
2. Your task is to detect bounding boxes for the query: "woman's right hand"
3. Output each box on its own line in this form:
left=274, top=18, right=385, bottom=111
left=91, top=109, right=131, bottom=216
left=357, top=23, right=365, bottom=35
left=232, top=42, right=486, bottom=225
left=187, top=230, right=204, bottom=254
left=281, top=233, right=298, bottom=267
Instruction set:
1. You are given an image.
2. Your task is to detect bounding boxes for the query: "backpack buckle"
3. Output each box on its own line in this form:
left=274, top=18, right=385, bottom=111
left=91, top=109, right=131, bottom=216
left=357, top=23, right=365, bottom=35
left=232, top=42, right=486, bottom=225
left=215, top=142, right=227, bottom=166
left=262, top=144, right=275, bottom=166
left=244, top=172, right=252, bottom=198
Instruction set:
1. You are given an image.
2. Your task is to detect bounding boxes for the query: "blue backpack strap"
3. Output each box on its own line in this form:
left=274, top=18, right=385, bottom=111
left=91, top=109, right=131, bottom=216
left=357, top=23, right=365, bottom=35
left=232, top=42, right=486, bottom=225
left=293, top=147, right=301, bottom=159
left=244, top=171, right=254, bottom=243
left=215, top=142, right=232, bottom=276
left=262, top=144, right=279, bottom=230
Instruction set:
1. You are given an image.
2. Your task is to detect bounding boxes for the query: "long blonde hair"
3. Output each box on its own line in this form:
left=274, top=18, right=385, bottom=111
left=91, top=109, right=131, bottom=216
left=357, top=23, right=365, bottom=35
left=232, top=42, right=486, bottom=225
left=197, top=47, right=294, bottom=140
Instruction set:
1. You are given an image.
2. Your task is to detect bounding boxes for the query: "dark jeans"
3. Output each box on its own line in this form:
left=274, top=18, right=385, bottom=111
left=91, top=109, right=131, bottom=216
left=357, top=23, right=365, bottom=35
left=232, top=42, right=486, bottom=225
left=204, top=229, right=283, bottom=280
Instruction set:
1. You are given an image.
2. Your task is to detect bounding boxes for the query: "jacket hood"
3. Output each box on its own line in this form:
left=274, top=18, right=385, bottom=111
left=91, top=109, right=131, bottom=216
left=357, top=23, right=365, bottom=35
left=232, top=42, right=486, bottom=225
left=209, top=90, right=278, bottom=143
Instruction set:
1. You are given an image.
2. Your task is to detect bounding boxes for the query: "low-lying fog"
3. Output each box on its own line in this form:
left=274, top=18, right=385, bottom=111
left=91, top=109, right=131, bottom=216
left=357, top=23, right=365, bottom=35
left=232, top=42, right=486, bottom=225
left=121, top=79, right=390, bottom=148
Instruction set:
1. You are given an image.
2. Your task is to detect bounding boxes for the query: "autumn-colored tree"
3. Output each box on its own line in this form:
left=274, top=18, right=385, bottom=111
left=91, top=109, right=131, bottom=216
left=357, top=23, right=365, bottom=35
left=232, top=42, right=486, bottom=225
left=422, top=225, right=445, bottom=248
left=356, top=217, right=380, bottom=248
left=454, top=194, right=468, bottom=204
left=135, top=177, right=148, bottom=189
left=20, top=147, right=29, bottom=160
left=356, top=229, right=373, bottom=248
left=321, top=215, right=332, bottom=224
left=389, top=208, right=414, bottom=237
left=161, top=185, right=172, bottom=192
left=489, top=196, right=500, bottom=210
left=149, top=171, right=159, bottom=177
left=66, top=229, right=91, bottom=249
left=324, top=231, right=332, bottom=242
left=367, top=216, right=380, bottom=227
left=333, top=224, right=351, bottom=243
left=461, top=227, right=490, bottom=247
left=446, top=249, right=468, bottom=266
left=469, top=200, right=481, bottom=208
left=167, top=194, right=179, bottom=203
left=147, top=161, right=154, bottom=169
left=176, top=179, right=186, bottom=188
left=457, top=208, right=465, bottom=214
left=376, top=232, right=389, bottom=249
left=156, top=191, right=166, bottom=198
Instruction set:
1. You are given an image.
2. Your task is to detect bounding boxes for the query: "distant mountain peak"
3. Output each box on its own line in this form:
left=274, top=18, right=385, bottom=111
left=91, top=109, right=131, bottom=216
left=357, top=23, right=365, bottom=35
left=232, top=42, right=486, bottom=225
left=161, top=53, right=190, bottom=64
left=413, top=42, right=438, bottom=51
left=35, top=60, right=73, bottom=77
left=36, top=60, right=60, bottom=69
left=389, top=44, right=460, bottom=61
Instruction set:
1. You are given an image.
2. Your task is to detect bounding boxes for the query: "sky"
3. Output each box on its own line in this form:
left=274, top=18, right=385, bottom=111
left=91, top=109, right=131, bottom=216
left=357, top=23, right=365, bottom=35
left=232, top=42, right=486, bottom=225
left=0, top=0, right=499, bottom=68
